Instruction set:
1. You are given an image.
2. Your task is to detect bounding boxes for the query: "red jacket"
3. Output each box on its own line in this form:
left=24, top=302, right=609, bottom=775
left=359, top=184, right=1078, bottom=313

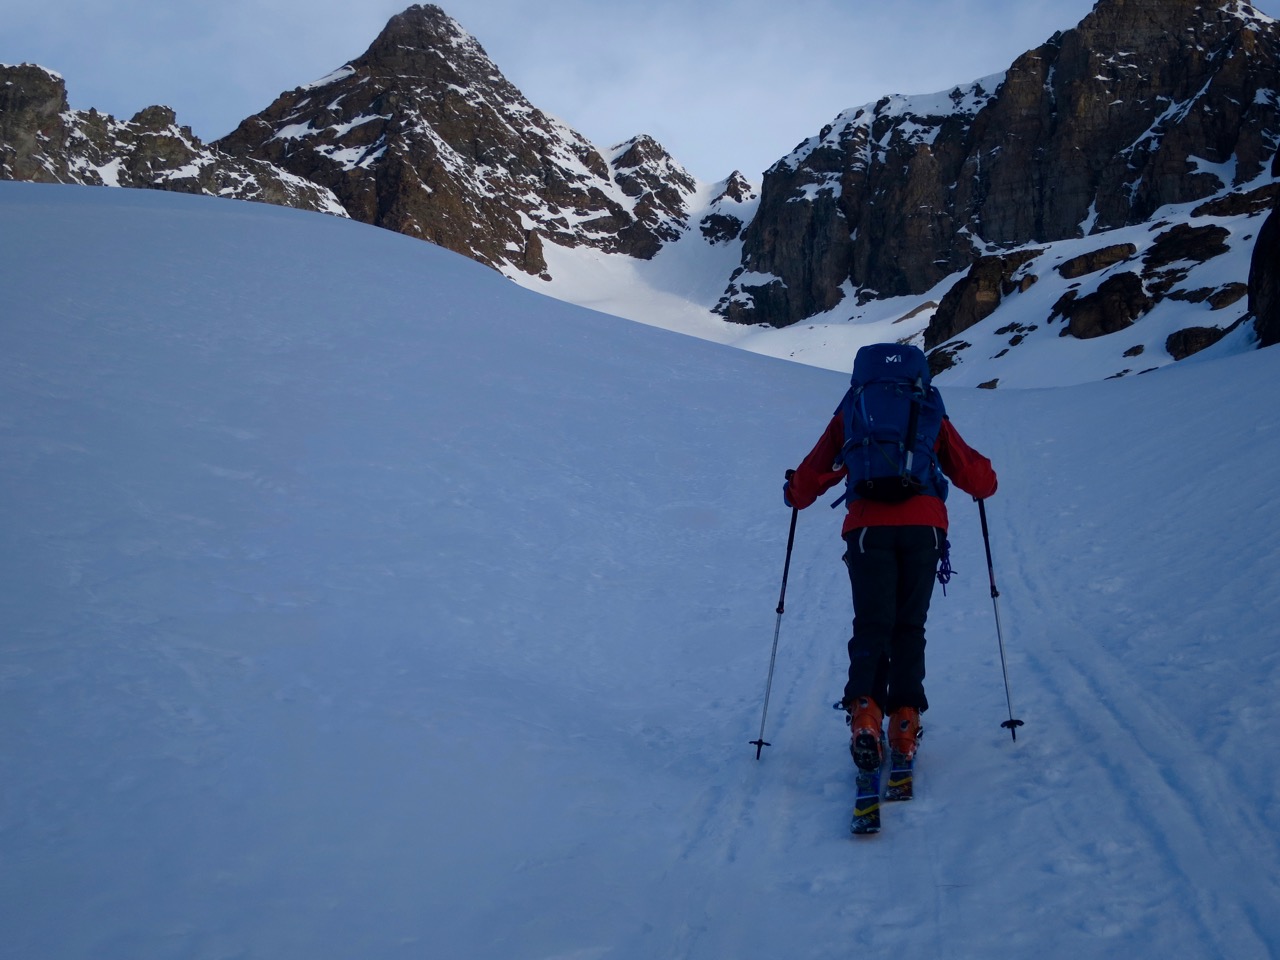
left=788, top=415, right=997, bottom=536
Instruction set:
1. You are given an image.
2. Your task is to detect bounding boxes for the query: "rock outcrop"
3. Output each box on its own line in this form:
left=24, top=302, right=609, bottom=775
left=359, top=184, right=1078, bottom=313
left=924, top=249, right=1043, bottom=349
left=1057, top=244, right=1138, bottom=280
left=1055, top=272, right=1153, bottom=340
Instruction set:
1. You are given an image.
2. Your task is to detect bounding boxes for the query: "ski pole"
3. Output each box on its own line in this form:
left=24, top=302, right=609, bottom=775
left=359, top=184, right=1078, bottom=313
left=751, top=472, right=798, bottom=759
left=978, top=498, right=1025, bottom=741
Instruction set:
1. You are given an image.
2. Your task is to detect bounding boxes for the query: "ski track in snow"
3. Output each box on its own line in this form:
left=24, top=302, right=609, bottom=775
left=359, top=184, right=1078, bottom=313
left=3, top=182, right=1280, bottom=960
left=989, top=374, right=1280, bottom=957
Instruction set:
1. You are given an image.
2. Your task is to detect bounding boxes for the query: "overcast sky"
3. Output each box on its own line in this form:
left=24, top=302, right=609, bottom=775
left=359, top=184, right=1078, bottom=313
left=5, top=0, right=1276, bottom=181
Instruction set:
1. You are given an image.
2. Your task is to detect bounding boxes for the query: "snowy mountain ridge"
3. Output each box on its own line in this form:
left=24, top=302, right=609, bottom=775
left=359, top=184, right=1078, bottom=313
left=0, top=63, right=347, bottom=215
left=778, top=74, right=1008, bottom=175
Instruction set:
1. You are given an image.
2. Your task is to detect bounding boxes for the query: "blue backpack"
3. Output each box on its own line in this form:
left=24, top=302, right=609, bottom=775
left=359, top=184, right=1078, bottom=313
left=832, top=344, right=948, bottom=506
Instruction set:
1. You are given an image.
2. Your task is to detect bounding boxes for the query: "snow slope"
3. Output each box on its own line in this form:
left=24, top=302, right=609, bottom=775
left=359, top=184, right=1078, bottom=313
left=519, top=172, right=1274, bottom=390
left=2, top=182, right=1279, bottom=959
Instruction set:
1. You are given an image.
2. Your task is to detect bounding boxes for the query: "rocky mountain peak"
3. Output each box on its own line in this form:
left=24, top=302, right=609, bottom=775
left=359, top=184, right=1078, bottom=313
left=215, top=7, right=700, bottom=275
left=715, top=171, right=756, bottom=205
left=611, top=134, right=690, bottom=184
left=128, top=105, right=180, bottom=132
left=694, top=171, right=760, bottom=246
left=366, top=3, right=469, bottom=50
left=355, top=4, right=516, bottom=104
left=608, top=135, right=698, bottom=248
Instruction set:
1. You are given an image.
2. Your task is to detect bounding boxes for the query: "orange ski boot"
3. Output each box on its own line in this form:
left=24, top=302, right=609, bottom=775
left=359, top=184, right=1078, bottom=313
left=888, top=706, right=922, bottom=761
left=847, top=696, right=884, bottom=771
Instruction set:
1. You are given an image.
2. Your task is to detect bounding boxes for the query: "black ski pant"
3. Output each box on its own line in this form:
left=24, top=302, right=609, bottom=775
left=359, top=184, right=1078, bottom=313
left=842, top=525, right=944, bottom=714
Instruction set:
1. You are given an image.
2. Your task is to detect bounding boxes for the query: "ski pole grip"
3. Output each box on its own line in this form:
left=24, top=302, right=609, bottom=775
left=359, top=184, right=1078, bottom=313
left=978, top=499, right=1000, bottom=598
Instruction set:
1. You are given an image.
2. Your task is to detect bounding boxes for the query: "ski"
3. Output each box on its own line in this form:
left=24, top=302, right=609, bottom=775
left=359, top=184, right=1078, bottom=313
left=885, top=751, right=914, bottom=802
left=851, top=740, right=916, bottom=833
left=851, top=764, right=881, bottom=835
left=885, top=724, right=922, bottom=802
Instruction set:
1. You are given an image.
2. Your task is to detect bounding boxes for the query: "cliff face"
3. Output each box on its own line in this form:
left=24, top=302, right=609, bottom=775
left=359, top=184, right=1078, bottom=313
left=718, top=0, right=1280, bottom=327
left=0, top=64, right=68, bottom=182
left=214, top=5, right=698, bottom=277
left=1249, top=152, right=1280, bottom=348
left=0, top=64, right=345, bottom=215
